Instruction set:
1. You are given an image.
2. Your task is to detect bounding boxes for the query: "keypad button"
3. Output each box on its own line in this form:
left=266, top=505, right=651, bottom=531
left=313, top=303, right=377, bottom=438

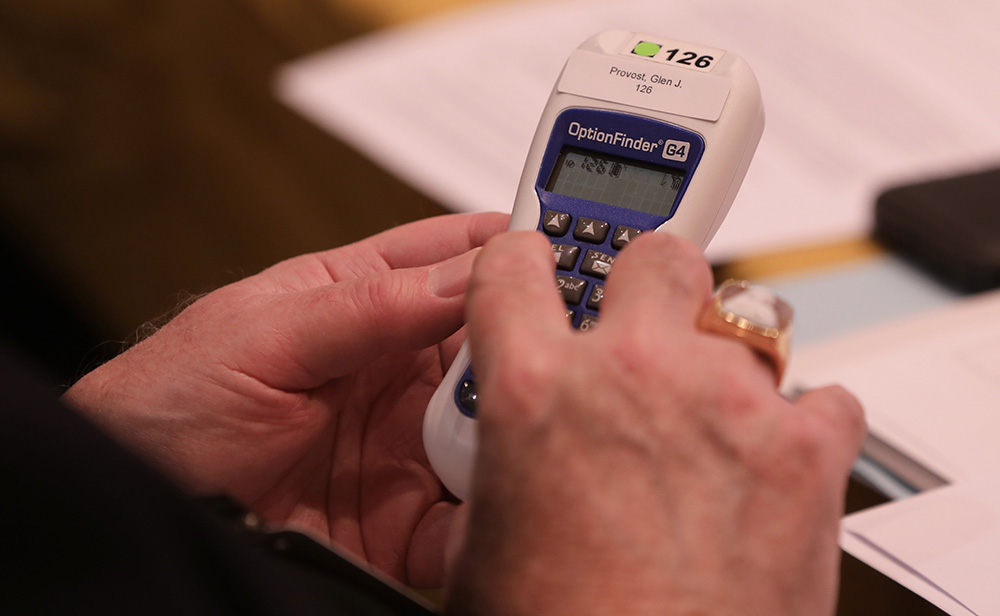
left=458, top=379, right=477, bottom=415
left=574, top=217, right=610, bottom=243
left=586, top=284, right=605, bottom=311
left=612, top=225, right=642, bottom=250
left=581, top=250, right=615, bottom=279
left=551, top=244, right=580, bottom=270
left=556, top=275, right=587, bottom=305
left=542, top=211, right=572, bottom=237
left=579, top=314, right=599, bottom=331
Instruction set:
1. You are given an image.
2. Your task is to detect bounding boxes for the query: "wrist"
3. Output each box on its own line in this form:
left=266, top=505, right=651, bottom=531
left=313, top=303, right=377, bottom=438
left=62, top=353, right=202, bottom=490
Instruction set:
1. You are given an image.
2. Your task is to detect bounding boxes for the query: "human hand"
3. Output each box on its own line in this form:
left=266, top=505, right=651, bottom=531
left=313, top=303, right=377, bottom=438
left=445, top=231, right=866, bottom=616
left=62, top=212, right=509, bottom=587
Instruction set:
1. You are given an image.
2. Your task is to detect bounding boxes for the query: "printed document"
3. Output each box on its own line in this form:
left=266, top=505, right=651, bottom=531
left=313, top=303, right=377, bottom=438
left=277, top=0, right=1000, bottom=260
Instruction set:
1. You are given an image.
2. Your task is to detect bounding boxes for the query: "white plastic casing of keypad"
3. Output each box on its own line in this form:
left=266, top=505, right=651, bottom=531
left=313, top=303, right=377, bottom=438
left=424, top=30, right=764, bottom=500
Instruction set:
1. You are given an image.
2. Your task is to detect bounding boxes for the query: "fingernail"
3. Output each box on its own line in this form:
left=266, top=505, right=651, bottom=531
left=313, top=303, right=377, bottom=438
left=429, top=248, right=481, bottom=298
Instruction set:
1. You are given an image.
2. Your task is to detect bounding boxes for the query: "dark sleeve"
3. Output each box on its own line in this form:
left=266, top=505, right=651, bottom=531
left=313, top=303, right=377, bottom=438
left=0, top=349, right=436, bottom=616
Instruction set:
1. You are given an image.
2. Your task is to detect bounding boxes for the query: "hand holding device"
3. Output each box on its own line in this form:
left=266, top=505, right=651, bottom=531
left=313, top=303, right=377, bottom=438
left=423, top=30, right=765, bottom=499
left=63, top=212, right=509, bottom=587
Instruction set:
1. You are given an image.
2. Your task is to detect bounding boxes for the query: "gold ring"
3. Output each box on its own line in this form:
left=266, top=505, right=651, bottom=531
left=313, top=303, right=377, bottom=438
left=697, top=280, right=793, bottom=386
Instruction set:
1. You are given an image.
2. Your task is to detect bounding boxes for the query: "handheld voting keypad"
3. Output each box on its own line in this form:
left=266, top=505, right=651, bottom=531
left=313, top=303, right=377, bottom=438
left=453, top=107, right=705, bottom=417
left=424, top=30, right=764, bottom=500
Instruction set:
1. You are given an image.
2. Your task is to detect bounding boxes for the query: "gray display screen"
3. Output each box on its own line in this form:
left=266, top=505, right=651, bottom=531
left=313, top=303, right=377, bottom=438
left=544, top=147, right=685, bottom=216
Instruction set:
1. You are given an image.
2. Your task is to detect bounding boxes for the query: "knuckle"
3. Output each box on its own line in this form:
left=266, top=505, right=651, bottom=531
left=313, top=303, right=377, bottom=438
left=825, top=385, right=867, bottom=433
left=603, top=328, right=678, bottom=394
left=797, top=385, right=868, bottom=452
left=629, top=233, right=713, bottom=292
left=767, top=418, right=849, bottom=491
left=606, top=326, right=655, bottom=368
left=359, top=274, right=407, bottom=320
left=688, top=344, right=767, bottom=413
left=333, top=275, right=413, bottom=350
left=780, top=417, right=829, bottom=461
left=679, top=358, right=796, bottom=467
left=716, top=373, right=768, bottom=420
left=481, top=348, right=560, bottom=426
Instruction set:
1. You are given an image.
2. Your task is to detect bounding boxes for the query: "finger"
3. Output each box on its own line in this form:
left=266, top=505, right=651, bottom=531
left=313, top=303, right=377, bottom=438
left=316, top=212, right=510, bottom=278
left=465, top=231, right=568, bottom=381
left=253, top=248, right=482, bottom=389
left=793, top=385, right=867, bottom=468
left=598, top=232, right=714, bottom=330
left=443, top=502, right=470, bottom=581
left=408, top=500, right=459, bottom=589
left=438, top=327, right=468, bottom=374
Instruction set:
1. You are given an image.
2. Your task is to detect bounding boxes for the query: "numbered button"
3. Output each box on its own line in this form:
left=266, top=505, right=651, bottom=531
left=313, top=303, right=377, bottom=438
left=551, top=244, right=580, bottom=271
left=586, top=284, right=605, bottom=311
left=578, top=314, right=599, bottom=332
left=556, top=275, right=587, bottom=305
left=542, top=210, right=571, bottom=237
left=574, top=217, right=610, bottom=243
left=581, top=250, right=615, bottom=279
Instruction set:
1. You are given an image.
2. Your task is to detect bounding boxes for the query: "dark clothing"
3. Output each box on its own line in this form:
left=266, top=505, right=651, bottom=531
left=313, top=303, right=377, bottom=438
left=0, top=350, right=434, bottom=616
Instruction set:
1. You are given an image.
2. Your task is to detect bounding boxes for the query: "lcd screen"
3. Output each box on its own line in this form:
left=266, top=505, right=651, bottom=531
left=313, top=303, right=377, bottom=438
left=545, top=147, right=685, bottom=216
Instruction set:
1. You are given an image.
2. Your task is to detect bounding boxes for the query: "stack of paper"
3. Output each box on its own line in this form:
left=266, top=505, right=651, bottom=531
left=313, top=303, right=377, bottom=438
left=789, top=289, right=1000, bottom=614
left=277, top=0, right=1000, bottom=261
left=787, top=290, right=1000, bottom=487
left=843, top=475, right=1000, bottom=616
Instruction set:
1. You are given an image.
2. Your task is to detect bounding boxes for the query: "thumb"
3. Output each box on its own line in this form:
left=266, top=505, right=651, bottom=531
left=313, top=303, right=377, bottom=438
left=407, top=500, right=461, bottom=588
left=261, top=248, right=481, bottom=390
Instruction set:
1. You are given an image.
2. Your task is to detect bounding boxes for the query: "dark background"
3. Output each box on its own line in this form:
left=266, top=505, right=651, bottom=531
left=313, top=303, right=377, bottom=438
left=0, top=0, right=448, bottom=384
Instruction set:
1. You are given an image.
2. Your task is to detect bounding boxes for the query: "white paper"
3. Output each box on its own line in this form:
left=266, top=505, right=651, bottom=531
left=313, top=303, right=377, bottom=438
left=276, top=0, right=1000, bottom=260
left=840, top=531, right=973, bottom=616
left=842, top=474, right=1000, bottom=615
left=786, top=289, right=1000, bottom=484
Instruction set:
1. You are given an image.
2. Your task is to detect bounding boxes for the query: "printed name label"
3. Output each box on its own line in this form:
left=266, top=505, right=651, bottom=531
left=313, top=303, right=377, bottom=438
left=558, top=50, right=731, bottom=122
